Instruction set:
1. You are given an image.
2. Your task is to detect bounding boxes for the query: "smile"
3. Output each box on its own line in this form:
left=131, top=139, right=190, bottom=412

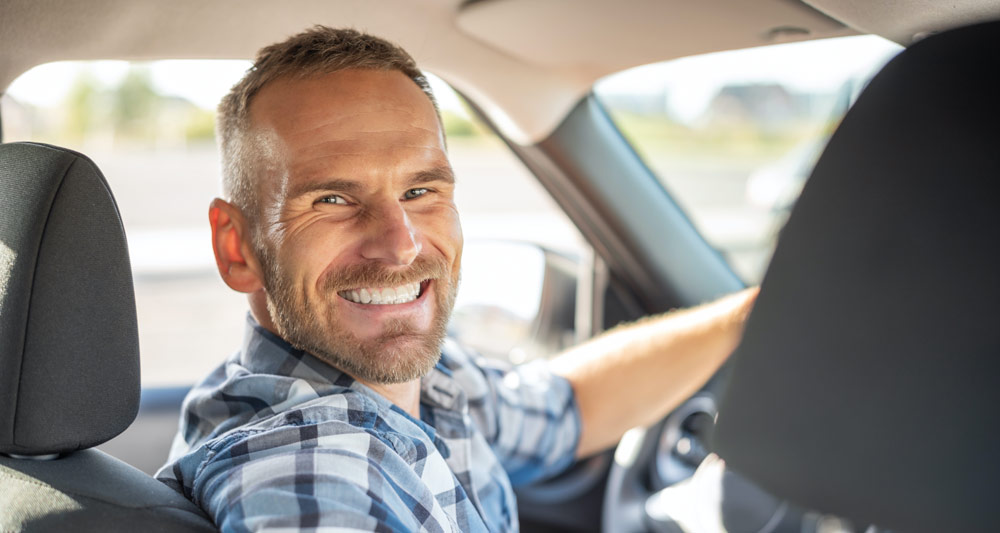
left=338, top=281, right=426, bottom=305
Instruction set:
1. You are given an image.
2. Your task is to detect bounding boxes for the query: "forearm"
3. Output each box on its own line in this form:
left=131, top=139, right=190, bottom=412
left=551, top=288, right=757, bottom=458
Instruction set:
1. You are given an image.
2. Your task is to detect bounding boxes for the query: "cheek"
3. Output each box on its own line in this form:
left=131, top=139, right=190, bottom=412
left=451, top=223, right=463, bottom=273
left=276, top=231, right=348, bottom=296
left=420, top=207, right=463, bottom=261
left=447, top=214, right=463, bottom=256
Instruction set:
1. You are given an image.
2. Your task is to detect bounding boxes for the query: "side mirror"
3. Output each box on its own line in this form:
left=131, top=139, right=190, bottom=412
left=449, top=240, right=578, bottom=364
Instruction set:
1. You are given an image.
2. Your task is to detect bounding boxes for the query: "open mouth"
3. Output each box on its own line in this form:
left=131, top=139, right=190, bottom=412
left=338, top=280, right=429, bottom=305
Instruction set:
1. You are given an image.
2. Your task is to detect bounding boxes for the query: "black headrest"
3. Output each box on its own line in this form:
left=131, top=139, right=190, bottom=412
left=713, top=21, right=1000, bottom=533
left=0, top=142, right=139, bottom=456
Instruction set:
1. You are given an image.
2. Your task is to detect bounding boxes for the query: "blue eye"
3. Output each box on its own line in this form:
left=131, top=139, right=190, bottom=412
left=404, top=188, right=429, bottom=200
left=317, top=195, right=348, bottom=205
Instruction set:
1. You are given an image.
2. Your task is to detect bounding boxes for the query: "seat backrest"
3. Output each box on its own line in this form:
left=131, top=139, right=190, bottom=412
left=712, top=21, right=1000, bottom=533
left=0, top=142, right=216, bottom=532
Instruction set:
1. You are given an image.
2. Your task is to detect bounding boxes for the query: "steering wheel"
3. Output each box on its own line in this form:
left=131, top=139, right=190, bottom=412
left=601, top=390, right=827, bottom=533
left=601, top=394, right=717, bottom=532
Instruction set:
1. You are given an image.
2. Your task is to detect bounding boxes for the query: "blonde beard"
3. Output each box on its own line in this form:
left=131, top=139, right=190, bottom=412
left=260, top=250, right=457, bottom=384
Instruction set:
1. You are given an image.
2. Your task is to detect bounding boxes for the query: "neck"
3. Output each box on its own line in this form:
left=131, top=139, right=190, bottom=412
left=357, top=378, right=422, bottom=418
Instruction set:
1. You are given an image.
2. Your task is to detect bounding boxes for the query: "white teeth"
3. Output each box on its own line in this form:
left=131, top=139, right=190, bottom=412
left=339, top=282, right=422, bottom=305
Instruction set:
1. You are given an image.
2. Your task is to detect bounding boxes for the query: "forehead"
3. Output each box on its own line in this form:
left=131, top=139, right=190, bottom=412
left=249, top=69, right=441, bottom=145
left=247, top=69, right=447, bottom=191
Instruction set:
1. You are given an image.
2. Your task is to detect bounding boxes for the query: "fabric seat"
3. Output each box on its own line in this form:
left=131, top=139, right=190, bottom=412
left=0, top=142, right=216, bottom=532
left=713, top=20, right=1000, bottom=533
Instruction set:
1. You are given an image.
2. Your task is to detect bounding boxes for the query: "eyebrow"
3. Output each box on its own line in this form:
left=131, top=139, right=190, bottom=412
left=408, top=165, right=455, bottom=187
left=288, top=165, right=455, bottom=200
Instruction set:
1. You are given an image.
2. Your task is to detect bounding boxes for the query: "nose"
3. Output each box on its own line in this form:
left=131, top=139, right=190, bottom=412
left=360, top=201, right=421, bottom=266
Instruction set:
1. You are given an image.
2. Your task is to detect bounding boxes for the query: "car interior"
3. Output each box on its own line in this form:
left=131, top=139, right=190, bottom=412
left=1, top=1, right=998, bottom=532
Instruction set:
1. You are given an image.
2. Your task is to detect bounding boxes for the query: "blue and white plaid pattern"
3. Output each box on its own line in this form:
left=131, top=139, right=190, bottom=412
left=156, top=316, right=581, bottom=532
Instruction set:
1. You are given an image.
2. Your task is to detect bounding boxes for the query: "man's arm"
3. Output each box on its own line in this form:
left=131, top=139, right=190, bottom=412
left=550, top=288, right=758, bottom=458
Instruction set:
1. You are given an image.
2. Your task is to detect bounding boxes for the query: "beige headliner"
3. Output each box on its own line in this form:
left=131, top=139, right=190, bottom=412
left=1, top=0, right=998, bottom=143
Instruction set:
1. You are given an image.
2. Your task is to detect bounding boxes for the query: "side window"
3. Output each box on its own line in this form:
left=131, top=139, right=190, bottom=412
left=595, top=36, right=901, bottom=283
left=427, top=76, right=587, bottom=363
left=2, top=63, right=584, bottom=385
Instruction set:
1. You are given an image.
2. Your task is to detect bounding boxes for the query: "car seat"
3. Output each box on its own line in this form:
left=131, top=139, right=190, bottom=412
left=713, top=20, right=1000, bottom=533
left=0, top=142, right=217, bottom=532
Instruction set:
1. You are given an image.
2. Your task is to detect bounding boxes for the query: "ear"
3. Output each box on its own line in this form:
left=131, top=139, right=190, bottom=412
left=209, top=198, right=265, bottom=293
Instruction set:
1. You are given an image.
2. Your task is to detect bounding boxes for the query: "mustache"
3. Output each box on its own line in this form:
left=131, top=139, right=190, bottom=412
left=321, top=255, right=450, bottom=292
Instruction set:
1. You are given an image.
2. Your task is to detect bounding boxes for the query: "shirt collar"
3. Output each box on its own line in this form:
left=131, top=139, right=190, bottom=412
left=239, top=314, right=355, bottom=387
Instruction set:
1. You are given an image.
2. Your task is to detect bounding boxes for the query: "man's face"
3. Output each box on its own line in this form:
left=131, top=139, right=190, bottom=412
left=248, top=69, right=462, bottom=384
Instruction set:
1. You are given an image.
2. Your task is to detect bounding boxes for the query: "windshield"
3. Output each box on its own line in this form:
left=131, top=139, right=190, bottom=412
left=595, top=35, right=901, bottom=283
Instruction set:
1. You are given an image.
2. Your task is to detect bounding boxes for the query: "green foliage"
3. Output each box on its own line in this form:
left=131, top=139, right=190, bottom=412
left=43, top=64, right=218, bottom=146
left=608, top=110, right=832, bottom=165
left=441, top=110, right=480, bottom=138
left=39, top=64, right=499, bottom=147
left=112, top=68, right=158, bottom=138
left=63, top=72, right=99, bottom=140
left=184, top=109, right=217, bottom=142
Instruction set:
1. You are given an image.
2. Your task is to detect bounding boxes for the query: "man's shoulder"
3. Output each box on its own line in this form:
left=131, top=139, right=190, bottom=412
left=158, top=385, right=396, bottom=490
left=166, top=358, right=379, bottom=466
left=235, top=388, right=381, bottom=432
left=199, top=395, right=388, bottom=459
left=190, top=372, right=377, bottom=433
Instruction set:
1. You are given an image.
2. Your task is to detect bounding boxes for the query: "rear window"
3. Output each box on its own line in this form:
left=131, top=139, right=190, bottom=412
left=3, top=61, right=583, bottom=384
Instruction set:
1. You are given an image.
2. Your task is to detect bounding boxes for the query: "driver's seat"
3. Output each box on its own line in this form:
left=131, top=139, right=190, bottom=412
left=0, top=142, right=217, bottom=532
left=713, top=20, right=1000, bottom=533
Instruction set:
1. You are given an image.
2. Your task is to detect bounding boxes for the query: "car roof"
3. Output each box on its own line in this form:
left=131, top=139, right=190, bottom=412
left=1, top=0, right=998, bottom=143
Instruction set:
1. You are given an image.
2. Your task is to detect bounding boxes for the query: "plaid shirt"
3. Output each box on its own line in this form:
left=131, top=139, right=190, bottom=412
left=155, top=316, right=581, bottom=532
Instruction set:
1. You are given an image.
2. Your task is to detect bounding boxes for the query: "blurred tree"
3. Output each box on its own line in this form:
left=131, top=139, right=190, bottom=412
left=63, top=72, right=99, bottom=140
left=184, top=108, right=217, bottom=142
left=112, top=68, right=159, bottom=141
left=441, top=109, right=478, bottom=138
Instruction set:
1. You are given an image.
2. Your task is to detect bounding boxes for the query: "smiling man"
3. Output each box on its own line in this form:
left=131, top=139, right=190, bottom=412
left=156, top=27, right=756, bottom=532
left=230, top=67, right=462, bottom=399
